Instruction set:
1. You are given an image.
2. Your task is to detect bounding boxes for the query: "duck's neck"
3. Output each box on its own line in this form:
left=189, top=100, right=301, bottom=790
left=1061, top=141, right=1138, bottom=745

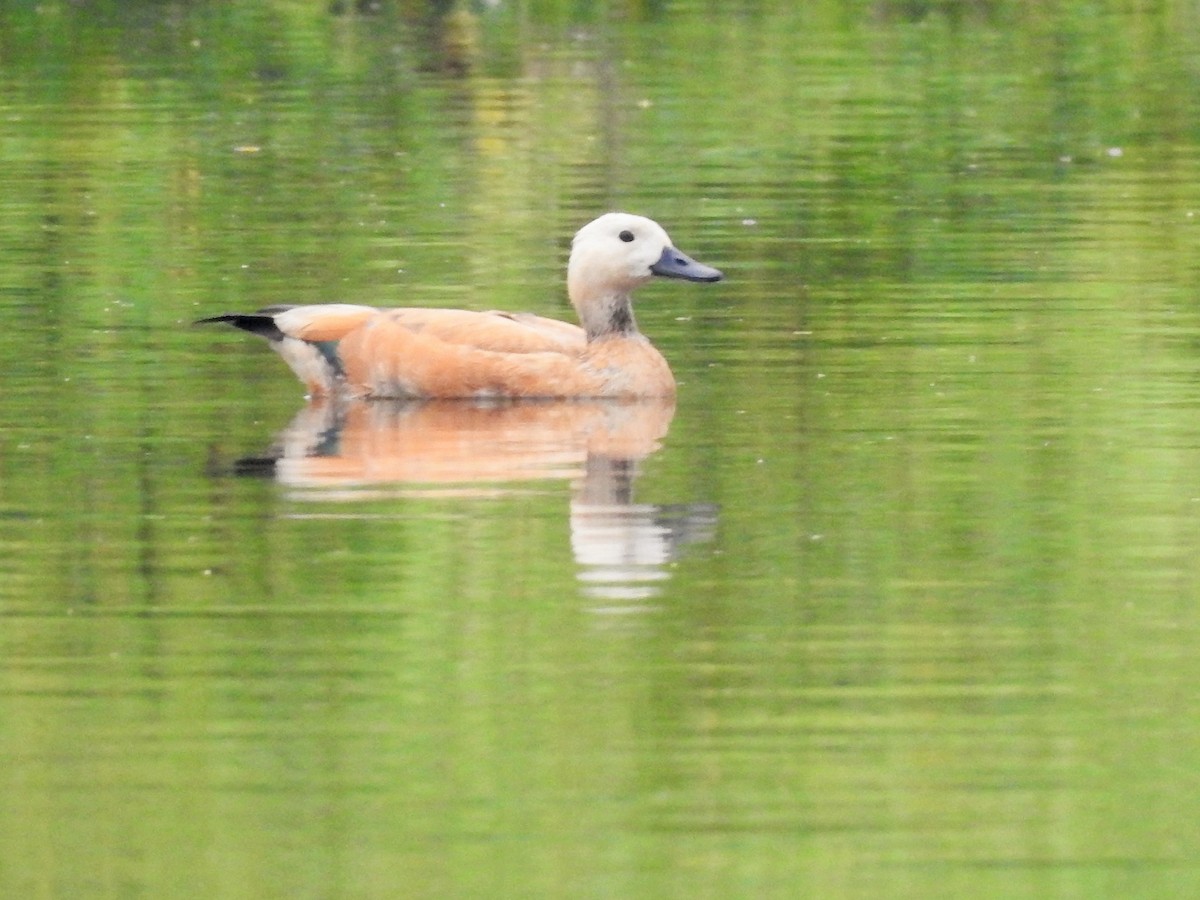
left=575, top=290, right=640, bottom=342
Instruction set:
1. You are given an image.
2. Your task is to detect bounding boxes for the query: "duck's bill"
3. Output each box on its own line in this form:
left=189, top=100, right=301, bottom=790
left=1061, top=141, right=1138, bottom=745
left=650, top=247, right=723, bottom=282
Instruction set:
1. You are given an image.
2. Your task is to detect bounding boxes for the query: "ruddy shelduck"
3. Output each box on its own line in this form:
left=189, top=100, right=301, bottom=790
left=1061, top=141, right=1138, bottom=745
left=197, top=212, right=723, bottom=399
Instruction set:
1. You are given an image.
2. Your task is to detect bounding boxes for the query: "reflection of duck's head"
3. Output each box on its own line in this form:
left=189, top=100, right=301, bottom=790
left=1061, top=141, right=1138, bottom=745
left=568, top=213, right=723, bottom=340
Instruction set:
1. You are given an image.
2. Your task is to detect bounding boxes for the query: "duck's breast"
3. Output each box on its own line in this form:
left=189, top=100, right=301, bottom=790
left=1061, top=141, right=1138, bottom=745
left=580, top=335, right=675, bottom=399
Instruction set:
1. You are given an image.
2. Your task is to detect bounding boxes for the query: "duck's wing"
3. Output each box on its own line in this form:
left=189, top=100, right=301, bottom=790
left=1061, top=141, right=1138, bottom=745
left=294, top=307, right=589, bottom=399
left=338, top=316, right=610, bottom=399
left=384, top=308, right=586, bottom=354
left=340, top=309, right=592, bottom=398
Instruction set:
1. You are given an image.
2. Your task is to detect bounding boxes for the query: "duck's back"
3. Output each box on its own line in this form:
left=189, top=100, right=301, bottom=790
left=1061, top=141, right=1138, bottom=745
left=271, top=305, right=583, bottom=353
left=381, top=308, right=586, bottom=354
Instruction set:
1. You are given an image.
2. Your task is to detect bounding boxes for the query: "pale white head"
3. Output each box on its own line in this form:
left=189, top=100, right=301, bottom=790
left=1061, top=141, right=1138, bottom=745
left=567, top=212, right=722, bottom=339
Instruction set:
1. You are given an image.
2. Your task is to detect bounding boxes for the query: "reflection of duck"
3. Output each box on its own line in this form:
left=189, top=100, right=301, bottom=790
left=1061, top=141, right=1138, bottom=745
left=233, top=398, right=717, bottom=603
left=198, top=213, right=722, bottom=400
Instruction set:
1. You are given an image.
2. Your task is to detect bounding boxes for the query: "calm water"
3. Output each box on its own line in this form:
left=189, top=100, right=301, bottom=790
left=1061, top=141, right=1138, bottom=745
left=3, top=1, right=1200, bottom=897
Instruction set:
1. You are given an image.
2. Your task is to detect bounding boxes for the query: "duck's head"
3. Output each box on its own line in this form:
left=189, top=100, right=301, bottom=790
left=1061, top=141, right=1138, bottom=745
left=567, top=212, right=723, bottom=338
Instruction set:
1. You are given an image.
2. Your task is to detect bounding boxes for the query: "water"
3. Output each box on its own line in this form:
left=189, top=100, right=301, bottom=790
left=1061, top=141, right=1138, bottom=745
left=3, top=1, right=1200, bottom=897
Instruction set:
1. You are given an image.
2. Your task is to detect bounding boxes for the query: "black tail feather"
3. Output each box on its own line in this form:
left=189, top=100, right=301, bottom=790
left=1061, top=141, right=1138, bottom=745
left=194, top=312, right=287, bottom=342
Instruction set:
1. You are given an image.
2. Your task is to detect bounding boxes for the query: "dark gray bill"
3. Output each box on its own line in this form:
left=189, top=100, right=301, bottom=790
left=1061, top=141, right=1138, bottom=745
left=649, top=246, right=723, bottom=282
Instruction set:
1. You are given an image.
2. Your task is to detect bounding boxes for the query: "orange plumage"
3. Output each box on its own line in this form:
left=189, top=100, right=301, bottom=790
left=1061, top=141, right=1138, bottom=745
left=197, top=213, right=722, bottom=400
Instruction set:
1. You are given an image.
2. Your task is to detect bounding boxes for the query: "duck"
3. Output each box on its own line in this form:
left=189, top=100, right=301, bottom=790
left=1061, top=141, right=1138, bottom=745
left=196, top=212, right=722, bottom=400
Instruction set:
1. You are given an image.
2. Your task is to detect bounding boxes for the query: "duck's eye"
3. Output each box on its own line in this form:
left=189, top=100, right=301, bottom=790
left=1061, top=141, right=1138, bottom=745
left=618, top=230, right=635, bottom=243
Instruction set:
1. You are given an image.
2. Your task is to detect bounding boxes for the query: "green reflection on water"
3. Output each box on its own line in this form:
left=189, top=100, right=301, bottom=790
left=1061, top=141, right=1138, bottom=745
left=3, top=1, right=1200, bottom=898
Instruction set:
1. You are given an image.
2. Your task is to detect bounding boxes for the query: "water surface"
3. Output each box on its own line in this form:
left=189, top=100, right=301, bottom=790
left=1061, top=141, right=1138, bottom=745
left=2, top=2, right=1200, bottom=898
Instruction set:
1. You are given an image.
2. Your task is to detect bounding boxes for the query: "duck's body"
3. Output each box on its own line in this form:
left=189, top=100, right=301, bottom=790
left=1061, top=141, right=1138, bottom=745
left=198, top=213, right=722, bottom=400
